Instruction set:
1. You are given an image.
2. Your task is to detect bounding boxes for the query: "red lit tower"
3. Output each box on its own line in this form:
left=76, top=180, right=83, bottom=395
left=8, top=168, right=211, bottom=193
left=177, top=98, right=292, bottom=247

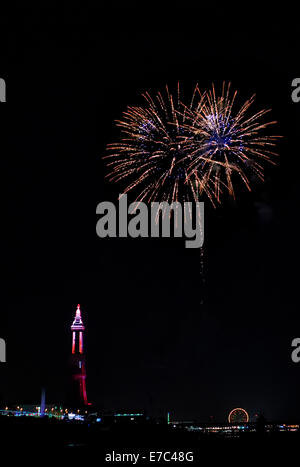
left=70, top=304, right=88, bottom=406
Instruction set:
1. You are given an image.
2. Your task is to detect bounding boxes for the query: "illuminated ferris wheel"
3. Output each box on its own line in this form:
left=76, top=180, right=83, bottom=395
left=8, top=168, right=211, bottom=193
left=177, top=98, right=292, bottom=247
left=228, top=408, right=249, bottom=424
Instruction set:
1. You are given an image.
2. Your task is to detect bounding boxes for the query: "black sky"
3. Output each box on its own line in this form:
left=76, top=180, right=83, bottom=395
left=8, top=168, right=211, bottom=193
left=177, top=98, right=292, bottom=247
left=1, top=6, right=300, bottom=422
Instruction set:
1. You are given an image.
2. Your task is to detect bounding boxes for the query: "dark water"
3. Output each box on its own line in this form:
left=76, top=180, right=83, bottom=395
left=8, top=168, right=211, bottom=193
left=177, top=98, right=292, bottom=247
left=1, top=416, right=298, bottom=463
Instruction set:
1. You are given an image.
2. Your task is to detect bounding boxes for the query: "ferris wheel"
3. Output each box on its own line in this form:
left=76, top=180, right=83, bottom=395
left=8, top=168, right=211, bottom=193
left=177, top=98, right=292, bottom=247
left=228, top=408, right=249, bottom=424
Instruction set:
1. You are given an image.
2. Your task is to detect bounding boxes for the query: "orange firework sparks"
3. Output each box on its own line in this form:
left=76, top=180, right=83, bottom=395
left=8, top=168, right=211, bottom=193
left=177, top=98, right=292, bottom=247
left=104, top=83, right=280, bottom=206
left=181, top=82, right=281, bottom=203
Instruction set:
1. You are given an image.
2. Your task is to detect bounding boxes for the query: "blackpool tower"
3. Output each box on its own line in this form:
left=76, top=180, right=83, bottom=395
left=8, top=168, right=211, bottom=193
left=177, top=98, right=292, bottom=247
left=70, top=304, right=88, bottom=406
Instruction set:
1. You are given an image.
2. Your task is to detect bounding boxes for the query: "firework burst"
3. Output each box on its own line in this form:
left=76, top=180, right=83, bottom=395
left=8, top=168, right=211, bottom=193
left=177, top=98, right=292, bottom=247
left=105, top=84, right=213, bottom=204
left=104, top=83, right=280, bottom=206
left=182, top=82, right=280, bottom=203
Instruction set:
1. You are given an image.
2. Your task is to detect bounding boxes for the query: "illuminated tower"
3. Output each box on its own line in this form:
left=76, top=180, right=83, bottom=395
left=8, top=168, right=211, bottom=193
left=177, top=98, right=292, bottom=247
left=70, top=304, right=88, bottom=406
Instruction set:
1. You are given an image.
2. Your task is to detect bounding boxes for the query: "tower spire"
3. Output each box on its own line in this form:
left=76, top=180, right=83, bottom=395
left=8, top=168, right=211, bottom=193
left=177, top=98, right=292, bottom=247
left=71, top=304, right=85, bottom=330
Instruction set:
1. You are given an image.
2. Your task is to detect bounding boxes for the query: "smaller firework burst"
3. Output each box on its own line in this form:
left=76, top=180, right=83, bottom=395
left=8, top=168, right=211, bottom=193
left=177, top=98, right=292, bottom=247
left=181, top=82, right=280, bottom=203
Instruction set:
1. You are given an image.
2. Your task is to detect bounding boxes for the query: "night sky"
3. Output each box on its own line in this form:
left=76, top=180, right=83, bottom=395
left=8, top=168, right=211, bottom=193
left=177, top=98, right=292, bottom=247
left=1, top=6, right=300, bottom=422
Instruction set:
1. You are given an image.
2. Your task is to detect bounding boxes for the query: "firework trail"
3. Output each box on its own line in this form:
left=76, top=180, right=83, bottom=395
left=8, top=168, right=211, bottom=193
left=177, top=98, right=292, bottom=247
left=104, top=83, right=280, bottom=302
